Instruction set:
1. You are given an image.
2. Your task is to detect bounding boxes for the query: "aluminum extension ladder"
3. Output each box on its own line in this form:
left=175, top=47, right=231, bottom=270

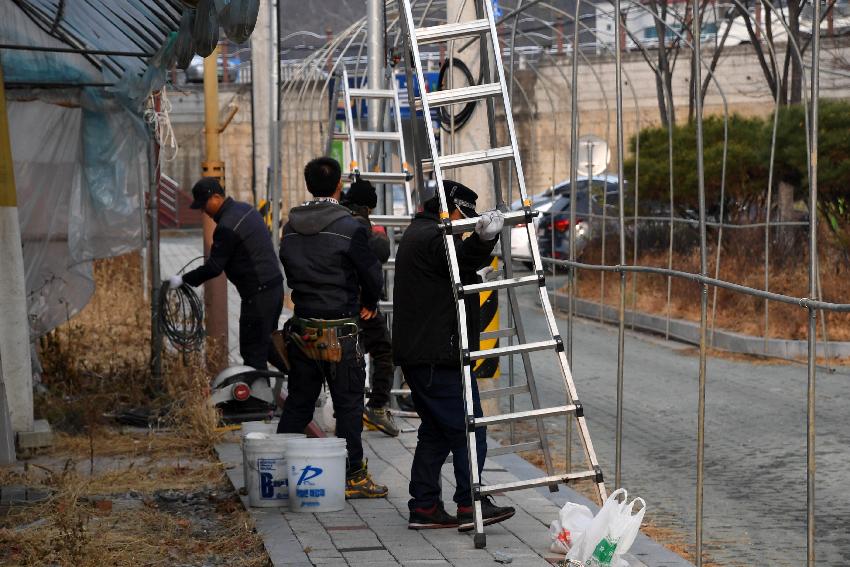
left=396, top=0, right=607, bottom=547
left=326, top=67, right=415, bottom=212
left=325, top=67, right=415, bottom=401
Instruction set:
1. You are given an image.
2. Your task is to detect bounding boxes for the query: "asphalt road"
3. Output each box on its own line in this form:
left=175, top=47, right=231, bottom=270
left=490, top=279, right=850, bottom=566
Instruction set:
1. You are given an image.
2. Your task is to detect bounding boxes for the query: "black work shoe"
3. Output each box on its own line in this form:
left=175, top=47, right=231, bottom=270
left=456, top=496, right=516, bottom=532
left=408, top=503, right=459, bottom=529
left=363, top=406, right=400, bottom=437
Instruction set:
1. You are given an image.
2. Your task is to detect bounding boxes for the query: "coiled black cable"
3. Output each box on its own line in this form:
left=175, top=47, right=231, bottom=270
left=437, top=57, right=478, bottom=132
left=158, top=283, right=205, bottom=354
left=158, top=259, right=206, bottom=355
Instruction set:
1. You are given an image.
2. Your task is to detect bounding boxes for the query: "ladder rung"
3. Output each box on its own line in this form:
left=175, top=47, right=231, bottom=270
left=470, top=340, right=556, bottom=361
left=345, top=171, right=412, bottom=184
left=478, top=384, right=529, bottom=400
left=473, top=405, right=576, bottom=427
left=353, top=131, right=402, bottom=142
left=462, top=274, right=540, bottom=295
left=390, top=388, right=411, bottom=396
left=487, top=441, right=542, bottom=457
left=378, top=300, right=393, bottom=313
left=425, top=83, right=502, bottom=108
left=438, top=146, right=514, bottom=170
left=332, top=132, right=349, bottom=140
left=369, top=214, right=413, bottom=227
left=445, top=210, right=537, bottom=235
left=415, top=19, right=491, bottom=44
left=480, top=328, right=516, bottom=340
left=477, top=470, right=599, bottom=496
left=349, top=88, right=395, bottom=98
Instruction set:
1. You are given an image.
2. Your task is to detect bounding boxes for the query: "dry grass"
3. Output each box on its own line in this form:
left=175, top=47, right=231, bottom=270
left=1, top=253, right=267, bottom=567
left=0, top=462, right=267, bottom=567
left=570, top=227, right=850, bottom=342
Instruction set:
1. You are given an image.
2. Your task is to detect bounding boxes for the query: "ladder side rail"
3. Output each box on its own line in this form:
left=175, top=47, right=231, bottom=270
left=398, top=0, right=487, bottom=541
left=391, top=75, right=415, bottom=215
left=341, top=68, right=360, bottom=174
left=538, top=291, right=608, bottom=500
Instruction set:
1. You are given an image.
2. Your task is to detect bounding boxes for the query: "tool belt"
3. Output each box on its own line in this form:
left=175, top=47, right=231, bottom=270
left=284, top=316, right=359, bottom=363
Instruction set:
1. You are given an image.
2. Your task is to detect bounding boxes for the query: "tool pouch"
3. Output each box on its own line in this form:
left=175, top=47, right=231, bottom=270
left=288, top=319, right=344, bottom=363
left=270, top=329, right=291, bottom=370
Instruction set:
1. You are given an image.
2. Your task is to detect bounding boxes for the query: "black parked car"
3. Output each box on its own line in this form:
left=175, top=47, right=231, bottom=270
left=537, top=177, right=623, bottom=260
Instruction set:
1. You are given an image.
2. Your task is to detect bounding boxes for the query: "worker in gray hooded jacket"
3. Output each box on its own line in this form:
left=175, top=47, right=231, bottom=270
left=277, top=156, right=388, bottom=500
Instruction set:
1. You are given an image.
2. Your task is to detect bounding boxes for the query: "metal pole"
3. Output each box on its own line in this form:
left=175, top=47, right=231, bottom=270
left=806, top=1, right=821, bottom=564
left=692, top=0, right=709, bottom=563
left=203, top=46, right=229, bottom=374
left=149, top=92, right=163, bottom=382
left=613, top=0, right=627, bottom=492
left=565, top=0, right=583, bottom=476
left=270, top=0, right=282, bottom=252
left=367, top=0, right=385, bottom=133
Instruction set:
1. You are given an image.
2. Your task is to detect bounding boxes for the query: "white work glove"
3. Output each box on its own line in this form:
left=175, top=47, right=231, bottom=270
left=167, top=275, right=183, bottom=290
left=474, top=210, right=504, bottom=241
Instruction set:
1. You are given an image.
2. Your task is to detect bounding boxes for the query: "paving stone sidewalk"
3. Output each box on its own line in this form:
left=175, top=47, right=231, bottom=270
left=162, top=233, right=692, bottom=567
left=216, top=422, right=692, bottom=567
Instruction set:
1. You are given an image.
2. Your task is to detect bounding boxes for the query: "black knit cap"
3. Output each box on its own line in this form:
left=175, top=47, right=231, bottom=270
left=344, top=178, right=378, bottom=209
left=190, top=177, right=225, bottom=209
left=444, top=179, right=478, bottom=218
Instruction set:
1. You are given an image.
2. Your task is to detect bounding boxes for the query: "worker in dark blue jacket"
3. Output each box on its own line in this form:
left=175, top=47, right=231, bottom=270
left=277, top=157, right=388, bottom=499
left=393, top=181, right=514, bottom=531
left=166, top=177, right=284, bottom=371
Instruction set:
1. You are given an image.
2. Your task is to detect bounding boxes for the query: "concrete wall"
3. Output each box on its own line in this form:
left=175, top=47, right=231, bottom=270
left=163, top=40, right=850, bottom=210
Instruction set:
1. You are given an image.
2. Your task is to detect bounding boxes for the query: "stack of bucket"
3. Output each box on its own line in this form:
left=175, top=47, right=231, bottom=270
left=241, top=421, right=347, bottom=512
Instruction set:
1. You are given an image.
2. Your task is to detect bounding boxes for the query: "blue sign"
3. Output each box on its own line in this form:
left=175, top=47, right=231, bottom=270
left=492, top=0, right=503, bottom=19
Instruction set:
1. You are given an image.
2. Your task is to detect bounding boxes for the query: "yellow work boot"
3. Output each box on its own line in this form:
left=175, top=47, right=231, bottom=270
left=345, top=461, right=388, bottom=499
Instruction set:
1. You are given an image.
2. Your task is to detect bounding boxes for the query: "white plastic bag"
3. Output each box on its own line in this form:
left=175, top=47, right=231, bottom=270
left=567, top=489, right=646, bottom=566
left=548, top=502, right=594, bottom=554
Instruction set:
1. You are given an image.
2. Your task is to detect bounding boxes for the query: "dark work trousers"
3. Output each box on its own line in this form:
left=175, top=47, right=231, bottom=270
left=403, top=364, right=486, bottom=510
left=359, top=312, right=394, bottom=409
left=239, top=283, right=285, bottom=371
left=278, top=334, right=365, bottom=474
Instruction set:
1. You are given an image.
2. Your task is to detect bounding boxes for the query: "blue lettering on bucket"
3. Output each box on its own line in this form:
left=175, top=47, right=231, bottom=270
left=301, top=501, right=321, bottom=508
left=260, top=472, right=274, bottom=498
left=295, top=465, right=323, bottom=486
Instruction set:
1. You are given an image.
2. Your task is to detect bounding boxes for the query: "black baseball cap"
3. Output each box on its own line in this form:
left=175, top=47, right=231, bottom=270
left=190, top=177, right=225, bottom=209
left=444, top=180, right=479, bottom=218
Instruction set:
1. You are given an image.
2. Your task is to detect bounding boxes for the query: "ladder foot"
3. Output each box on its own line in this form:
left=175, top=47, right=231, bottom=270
left=548, top=483, right=559, bottom=493
left=474, top=533, right=486, bottom=549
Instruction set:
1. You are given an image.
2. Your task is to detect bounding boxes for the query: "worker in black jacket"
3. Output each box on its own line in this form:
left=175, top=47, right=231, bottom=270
left=340, top=178, right=399, bottom=437
left=393, top=181, right=515, bottom=530
left=277, top=157, right=388, bottom=499
left=166, top=177, right=284, bottom=371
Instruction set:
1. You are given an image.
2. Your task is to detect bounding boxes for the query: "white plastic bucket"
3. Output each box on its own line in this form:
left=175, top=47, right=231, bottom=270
left=244, top=433, right=305, bottom=508
left=240, top=421, right=279, bottom=488
left=286, top=437, right=347, bottom=512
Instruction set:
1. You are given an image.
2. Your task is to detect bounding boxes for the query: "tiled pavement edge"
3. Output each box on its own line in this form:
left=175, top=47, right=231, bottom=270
left=216, top=421, right=693, bottom=567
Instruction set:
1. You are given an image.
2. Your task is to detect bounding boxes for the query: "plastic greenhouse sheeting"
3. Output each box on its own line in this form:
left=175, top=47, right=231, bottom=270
left=0, top=2, right=183, bottom=340
left=8, top=91, right=149, bottom=337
